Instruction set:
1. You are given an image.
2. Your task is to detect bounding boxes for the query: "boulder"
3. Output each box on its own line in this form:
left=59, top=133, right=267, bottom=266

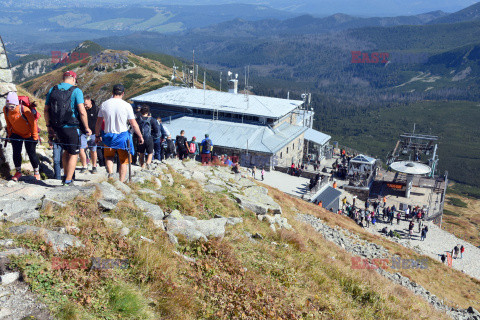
left=113, top=180, right=132, bottom=194
left=102, top=217, right=123, bottom=229
left=0, top=272, right=19, bottom=285
left=134, top=197, right=165, bottom=229
left=191, top=171, right=207, bottom=182
left=0, top=248, right=29, bottom=258
left=165, top=215, right=242, bottom=242
left=233, top=192, right=282, bottom=215
left=8, top=225, right=83, bottom=252
left=166, top=219, right=207, bottom=242
left=0, top=198, right=42, bottom=223
left=204, top=184, right=225, bottom=193
left=97, top=182, right=125, bottom=210
left=165, top=209, right=183, bottom=220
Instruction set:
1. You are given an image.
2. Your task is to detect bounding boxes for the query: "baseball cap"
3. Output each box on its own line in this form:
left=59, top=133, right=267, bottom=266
left=6, top=92, right=19, bottom=106
left=113, top=84, right=125, bottom=93
left=63, top=71, right=77, bottom=79
left=192, top=136, right=196, bottom=140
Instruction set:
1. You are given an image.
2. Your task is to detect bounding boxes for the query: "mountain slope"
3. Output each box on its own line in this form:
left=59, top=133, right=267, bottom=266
left=21, top=48, right=173, bottom=103
left=429, top=1, right=480, bottom=24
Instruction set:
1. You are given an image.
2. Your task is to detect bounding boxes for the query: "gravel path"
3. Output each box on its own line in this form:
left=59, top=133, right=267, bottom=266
left=361, top=215, right=480, bottom=280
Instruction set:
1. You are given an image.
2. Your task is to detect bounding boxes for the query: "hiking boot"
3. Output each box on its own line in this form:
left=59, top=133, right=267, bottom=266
left=91, top=167, right=97, bottom=174
left=12, top=172, right=22, bottom=181
left=63, top=180, right=75, bottom=186
left=108, top=173, right=115, bottom=179
left=79, top=167, right=87, bottom=174
left=34, top=173, right=41, bottom=181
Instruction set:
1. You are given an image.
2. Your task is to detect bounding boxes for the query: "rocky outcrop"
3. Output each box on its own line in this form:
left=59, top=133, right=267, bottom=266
left=0, top=36, right=15, bottom=176
left=165, top=212, right=242, bottom=243
left=234, top=185, right=282, bottom=215
left=8, top=225, right=83, bottom=253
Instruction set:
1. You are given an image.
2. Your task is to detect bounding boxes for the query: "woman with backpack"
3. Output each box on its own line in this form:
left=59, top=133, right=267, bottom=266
left=188, top=136, right=199, bottom=160
left=3, top=92, right=41, bottom=181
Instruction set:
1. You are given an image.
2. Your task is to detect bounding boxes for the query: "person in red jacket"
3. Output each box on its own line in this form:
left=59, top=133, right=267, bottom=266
left=3, top=92, right=40, bottom=181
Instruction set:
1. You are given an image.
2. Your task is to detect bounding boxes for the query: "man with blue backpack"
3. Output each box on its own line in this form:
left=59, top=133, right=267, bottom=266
left=200, top=133, right=213, bottom=164
left=136, top=105, right=159, bottom=169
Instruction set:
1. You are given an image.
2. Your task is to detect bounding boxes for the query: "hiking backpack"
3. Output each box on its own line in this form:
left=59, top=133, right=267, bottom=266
left=5, top=96, right=42, bottom=139
left=202, top=138, right=211, bottom=153
left=139, top=117, right=152, bottom=140
left=189, top=142, right=196, bottom=154
left=48, top=85, right=78, bottom=128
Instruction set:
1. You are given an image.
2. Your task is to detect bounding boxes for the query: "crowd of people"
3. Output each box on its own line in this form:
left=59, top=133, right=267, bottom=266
left=2, top=71, right=241, bottom=184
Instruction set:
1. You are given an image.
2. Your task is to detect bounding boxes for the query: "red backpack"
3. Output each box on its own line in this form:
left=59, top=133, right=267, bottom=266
left=7, top=96, right=42, bottom=141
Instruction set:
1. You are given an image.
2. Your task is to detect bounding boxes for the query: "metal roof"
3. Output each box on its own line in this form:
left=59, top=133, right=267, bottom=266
left=131, top=86, right=303, bottom=119
left=304, top=128, right=331, bottom=146
left=164, top=116, right=307, bottom=154
left=390, top=161, right=431, bottom=175
left=315, top=186, right=342, bottom=208
left=351, top=154, right=376, bottom=164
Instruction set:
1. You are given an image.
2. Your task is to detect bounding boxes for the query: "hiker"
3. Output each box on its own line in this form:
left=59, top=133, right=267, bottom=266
left=188, top=136, right=199, bottom=160
left=460, top=245, right=465, bottom=259
left=261, top=167, right=265, bottom=181
left=45, top=71, right=91, bottom=185
left=200, top=134, right=213, bottom=164
left=453, top=245, right=460, bottom=259
left=418, top=219, right=423, bottom=233
left=224, top=156, right=233, bottom=166
left=95, top=84, right=143, bottom=182
left=383, top=196, right=387, bottom=207
left=408, top=221, right=414, bottom=239
left=440, top=254, right=446, bottom=264
left=175, top=130, right=189, bottom=160
left=164, top=135, right=175, bottom=159
left=79, top=97, right=98, bottom=173
left=153, top=117, right=169, bottom=161
left=3, top=92, right=41, bottom=181
left=420, top=227, right=427, bottom=241
left=252, top=166, right=256, bottom=179
left=318, top=201, right=323, bottom=208
left=135, top=105, right=159, bottom=169
left=396, top=212, right=401, bottom=224
left=48, top=133, right=63, bottom=180
left=365, top=212, right=371, bottom=227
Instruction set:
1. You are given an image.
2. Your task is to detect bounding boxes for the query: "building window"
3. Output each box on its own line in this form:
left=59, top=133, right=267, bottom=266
left=293, top=143, right=295, bottom=150
left=287, top=147, right=289, bottom=154
left=280, top=152, right=282, bottom=158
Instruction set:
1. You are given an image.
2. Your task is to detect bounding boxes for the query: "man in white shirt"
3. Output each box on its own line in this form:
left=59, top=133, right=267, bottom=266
left=95, top=84, right=143, bottom=182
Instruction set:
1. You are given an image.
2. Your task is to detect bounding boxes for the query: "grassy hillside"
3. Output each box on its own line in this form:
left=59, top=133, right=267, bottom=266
left=20, top=49, right=173, bottom=103
left=316, top=100, right=480, bottom=188
left=2, top=166, right=480, bottom=319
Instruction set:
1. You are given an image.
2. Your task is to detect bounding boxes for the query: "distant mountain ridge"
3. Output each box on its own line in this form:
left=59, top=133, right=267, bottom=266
left=429, top=1, right=480, bottom=24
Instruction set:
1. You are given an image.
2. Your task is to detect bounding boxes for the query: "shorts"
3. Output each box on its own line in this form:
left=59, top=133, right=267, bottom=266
left=137, top=138, right=154, bottom=155
left=80, top=134, right=97, bottom=151
left=55, top=126, right=80, bottom=155
left=104, top=147, right=130, bottom=165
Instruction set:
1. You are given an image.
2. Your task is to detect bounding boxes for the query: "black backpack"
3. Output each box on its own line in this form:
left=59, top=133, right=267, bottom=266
left=48, top=85, right=78, bottom=128
left=139, top=116, right=152, bottom=140
left=203, top=138, right=211, bottom=153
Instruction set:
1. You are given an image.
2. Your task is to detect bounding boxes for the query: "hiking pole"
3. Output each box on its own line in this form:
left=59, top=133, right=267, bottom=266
left=127, top=139, right=132, bottom=183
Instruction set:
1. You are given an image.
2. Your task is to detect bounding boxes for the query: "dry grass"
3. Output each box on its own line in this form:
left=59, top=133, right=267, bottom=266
left=442, top=194, right=480, bottom=246
left=2, top=170, right=478, bottom=319
left=261, top=184, right=480, bottom=312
